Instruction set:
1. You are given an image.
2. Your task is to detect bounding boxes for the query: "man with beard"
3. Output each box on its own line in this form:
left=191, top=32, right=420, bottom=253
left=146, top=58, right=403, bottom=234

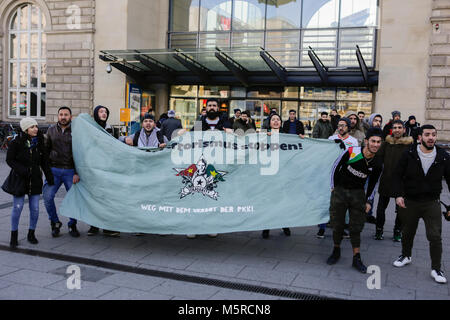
left=122, top=113, right=167, bottom=148
left=344, top=111, right=366, bottom=146
left=312, top=112, right=334, bottom=139
left=374, top=120, right=413, bottom=241
left=326, top=127, right=383, bottom=273
left=43, top=107, right=80, bottom=238
left=393, top=125, right=450, bottom=284
left=368, top=113, right=383, bottom=129
left=193, top=98, right=232, bottom=133
left=330, top=109, right=341, bottom=132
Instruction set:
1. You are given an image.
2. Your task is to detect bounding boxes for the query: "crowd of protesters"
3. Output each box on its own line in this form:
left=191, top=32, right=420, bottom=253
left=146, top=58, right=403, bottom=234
left=3, top=99, right=450, bottom=285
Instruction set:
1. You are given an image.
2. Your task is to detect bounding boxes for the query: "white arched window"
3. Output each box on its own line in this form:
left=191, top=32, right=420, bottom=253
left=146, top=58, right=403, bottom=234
left=8, top=3, right=46, bottom=118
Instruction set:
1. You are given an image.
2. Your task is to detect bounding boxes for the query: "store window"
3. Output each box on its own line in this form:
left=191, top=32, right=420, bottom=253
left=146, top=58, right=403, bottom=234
left=9, top=3, right=47, bottom=118
left=171, top=0, right=200, bottom=32
left=200, top=0, right=233, bottom=31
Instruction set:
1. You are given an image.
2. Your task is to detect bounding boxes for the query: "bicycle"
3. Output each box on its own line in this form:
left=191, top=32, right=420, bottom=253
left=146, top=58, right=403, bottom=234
left=0, top=124, right=18, bottom=151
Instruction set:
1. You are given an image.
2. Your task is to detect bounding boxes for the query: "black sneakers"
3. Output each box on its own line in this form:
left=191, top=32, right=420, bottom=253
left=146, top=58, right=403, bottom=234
left=352, top=253, right=367, bottom=273
left=69, top=224, right=80, bottom=237
left=326, top=247, right=341, bottom=265
left=27, top=229, right=38, bottom=244
left=374, top=228, right=384, bottom=240
left=316, top=228, right=325, bottom=239
left=393, top=229, right=402, bottom=242
left=51, top=221, right=62, bottom=238
left=87, top=226, right=99, bottom=236
left=103, top=230, right=120, bottom=237
left=262, top=230, right=270, bottom=239
left=282, top=228, right=291, bottom=236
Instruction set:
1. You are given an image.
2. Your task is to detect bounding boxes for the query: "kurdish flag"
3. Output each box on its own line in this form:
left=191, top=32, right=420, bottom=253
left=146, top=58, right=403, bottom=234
left=206, top=164, right=225, bottom=181
left=347, top=147, right=364, bottom=164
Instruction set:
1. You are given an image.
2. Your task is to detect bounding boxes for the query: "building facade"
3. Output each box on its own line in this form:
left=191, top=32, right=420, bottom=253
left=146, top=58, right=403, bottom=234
left=0, top=0, right=448, bottom=140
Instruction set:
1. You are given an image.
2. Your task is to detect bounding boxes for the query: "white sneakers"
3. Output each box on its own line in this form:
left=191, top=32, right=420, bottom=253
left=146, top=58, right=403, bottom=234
left=431, top=270, right=447, bottom=284
left=393, top=255, right=412, bottom=267
left=393, top=256, right=447, bottom=284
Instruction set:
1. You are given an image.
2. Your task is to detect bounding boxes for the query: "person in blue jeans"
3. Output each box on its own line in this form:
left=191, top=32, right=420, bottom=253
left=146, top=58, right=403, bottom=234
left=43, top=106, right=80, bottom=237
left=4, top=118, right=54, bottom=248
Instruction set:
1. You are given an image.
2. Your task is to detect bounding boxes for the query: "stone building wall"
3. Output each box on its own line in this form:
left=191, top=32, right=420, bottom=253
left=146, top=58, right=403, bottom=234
left=427, top=0, right=450, bottom=141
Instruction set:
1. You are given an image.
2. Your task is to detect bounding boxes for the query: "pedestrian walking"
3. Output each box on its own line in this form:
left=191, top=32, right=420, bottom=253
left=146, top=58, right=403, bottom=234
left=3, top=118, right=54, bottom=248
left=161, top=110, right=183, bottom=141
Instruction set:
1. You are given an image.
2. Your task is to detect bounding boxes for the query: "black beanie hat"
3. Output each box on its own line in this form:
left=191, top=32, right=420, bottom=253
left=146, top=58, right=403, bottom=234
left=339, top=117, right=352, bottom=128
left=408, top=115, right=416, bottom=121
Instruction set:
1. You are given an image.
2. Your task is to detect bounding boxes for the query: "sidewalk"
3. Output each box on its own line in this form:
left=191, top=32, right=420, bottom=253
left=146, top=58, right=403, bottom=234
left=0, top=151, right=449, bottom=300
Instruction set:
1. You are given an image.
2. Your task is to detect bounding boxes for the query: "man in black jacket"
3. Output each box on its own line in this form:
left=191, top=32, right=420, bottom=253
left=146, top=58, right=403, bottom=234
left=282, top=110, right=305, bottom=137
left=161, top=110, right=183, bottom=141
left=43, top=106, right=80, bottom=238
left=326, top=127, right=383, bottom=273
left=192, top=98, right=232, bottom=133
left=393, top=125, right=450, bottom=284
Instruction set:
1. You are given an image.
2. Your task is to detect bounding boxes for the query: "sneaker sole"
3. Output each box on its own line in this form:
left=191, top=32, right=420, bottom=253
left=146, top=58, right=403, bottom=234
left=393, top=260, right=411, bottom=267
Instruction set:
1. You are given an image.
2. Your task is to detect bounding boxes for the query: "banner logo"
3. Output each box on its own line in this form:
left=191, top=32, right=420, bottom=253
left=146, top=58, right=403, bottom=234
left=174, top=155, right=227, bottom=200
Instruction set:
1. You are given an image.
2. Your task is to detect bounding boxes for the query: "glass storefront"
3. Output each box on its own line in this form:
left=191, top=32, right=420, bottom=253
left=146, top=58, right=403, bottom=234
left=170, top=85, right=373, bottom=132
left=169, top=0, right=378, bottom=67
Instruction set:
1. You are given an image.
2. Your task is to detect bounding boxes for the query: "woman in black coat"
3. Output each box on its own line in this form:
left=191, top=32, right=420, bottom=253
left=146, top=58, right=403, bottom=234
left=4, top=118, right=54, bottom=248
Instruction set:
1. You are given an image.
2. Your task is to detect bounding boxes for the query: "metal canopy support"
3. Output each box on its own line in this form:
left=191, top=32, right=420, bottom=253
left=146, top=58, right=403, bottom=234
left=172, top=49, right=212, bottom=83
left=259, top=50, right=287, bottom=85
left=356, top=45, right=369, bottom=87
left=215, top=49, right=249, bottom=87
left=308, top=47, right=329, bottom=84
left=134, top=52, right=176, bottom=82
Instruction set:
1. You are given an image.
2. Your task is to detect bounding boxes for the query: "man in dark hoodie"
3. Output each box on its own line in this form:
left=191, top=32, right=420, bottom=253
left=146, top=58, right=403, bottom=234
left=330, top=109, right=341, bottom=132
left=161, top=110, right=183, bottom=141
left=404, top=115, right=420, bottom=144
left=88, top=105, right=120, bottom=237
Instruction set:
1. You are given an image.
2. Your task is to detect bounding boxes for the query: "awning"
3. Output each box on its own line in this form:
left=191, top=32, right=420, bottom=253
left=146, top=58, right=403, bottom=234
left=99, top=46, right=378, bottom=88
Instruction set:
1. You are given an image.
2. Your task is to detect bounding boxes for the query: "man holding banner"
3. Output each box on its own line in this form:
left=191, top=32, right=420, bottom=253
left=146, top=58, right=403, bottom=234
left=326, top=127, right=383, bottom=273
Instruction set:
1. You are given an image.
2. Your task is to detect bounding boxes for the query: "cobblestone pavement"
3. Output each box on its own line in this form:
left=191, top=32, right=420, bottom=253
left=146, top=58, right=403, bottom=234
left=0, top=151, right=449, bottom=300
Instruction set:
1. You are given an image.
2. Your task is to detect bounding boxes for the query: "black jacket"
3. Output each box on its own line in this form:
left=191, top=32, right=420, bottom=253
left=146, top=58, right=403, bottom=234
left=6, top=131, right=54, bottom=196
left=282, top=119, right=305, bottom=135
left=192, top=117, right=227, bottom=131
left=161, top=117, right=183, bottom=141
left=405, top=122, right=420, bottom=143
left=45, top=124, right=75, bottom=170
left=393, top=145, right=450, bottom=202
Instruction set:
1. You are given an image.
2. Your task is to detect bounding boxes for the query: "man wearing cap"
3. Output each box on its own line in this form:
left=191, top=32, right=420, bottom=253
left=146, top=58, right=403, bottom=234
left=383, top=111, right=401, bottom=139
left=43, top=106, right=80, bottom=238
left=326, top=127, right=383, bottom=273
left=161, top=110, right=183, bottom=141
left=121, top=113, right=167, bottom=148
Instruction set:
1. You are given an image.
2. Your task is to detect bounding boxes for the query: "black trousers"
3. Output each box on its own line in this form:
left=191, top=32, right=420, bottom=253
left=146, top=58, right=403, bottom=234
left=375, top=195, right=402, bottom=231
left=399, top=199, right=442, bottom=271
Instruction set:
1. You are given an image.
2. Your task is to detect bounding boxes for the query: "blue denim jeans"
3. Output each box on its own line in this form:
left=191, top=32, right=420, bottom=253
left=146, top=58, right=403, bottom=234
left=11, top=194, right=40, bottom=231
left=43, top=167, right=77, bottom=227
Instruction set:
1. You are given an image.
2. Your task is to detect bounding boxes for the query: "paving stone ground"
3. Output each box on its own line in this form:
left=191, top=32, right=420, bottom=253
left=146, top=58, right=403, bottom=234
left=0, top=151, right=450, bottom=300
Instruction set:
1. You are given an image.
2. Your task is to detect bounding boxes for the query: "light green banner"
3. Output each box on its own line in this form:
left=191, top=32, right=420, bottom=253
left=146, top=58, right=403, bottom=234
left=60, top=114, right=342, bottom=234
